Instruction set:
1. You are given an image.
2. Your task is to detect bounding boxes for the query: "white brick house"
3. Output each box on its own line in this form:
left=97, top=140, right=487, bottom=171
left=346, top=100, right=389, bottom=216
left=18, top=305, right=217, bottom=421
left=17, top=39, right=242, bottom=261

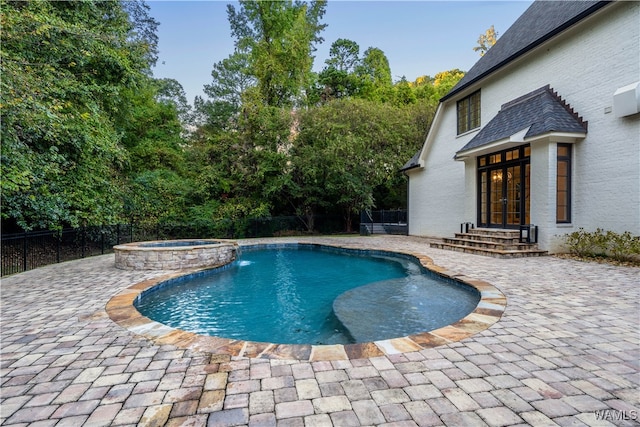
left=402, top=0, right=639, bottom=253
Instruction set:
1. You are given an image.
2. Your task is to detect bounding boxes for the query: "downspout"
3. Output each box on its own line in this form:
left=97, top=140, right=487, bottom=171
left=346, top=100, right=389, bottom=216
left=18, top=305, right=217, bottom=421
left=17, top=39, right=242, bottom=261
left=405, top=172, right=409, bottom=235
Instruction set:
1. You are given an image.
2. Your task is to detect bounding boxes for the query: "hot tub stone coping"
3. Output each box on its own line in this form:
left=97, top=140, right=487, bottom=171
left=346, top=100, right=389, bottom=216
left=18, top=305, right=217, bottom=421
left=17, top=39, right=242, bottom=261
left=113, top=238, right=237, bottom=251
left=105, top=242, right=506, bottom=361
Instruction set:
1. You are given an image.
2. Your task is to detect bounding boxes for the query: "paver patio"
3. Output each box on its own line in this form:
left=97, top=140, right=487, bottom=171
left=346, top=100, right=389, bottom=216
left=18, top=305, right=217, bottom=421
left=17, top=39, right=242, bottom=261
left=1, top=235, right=638, bottom=426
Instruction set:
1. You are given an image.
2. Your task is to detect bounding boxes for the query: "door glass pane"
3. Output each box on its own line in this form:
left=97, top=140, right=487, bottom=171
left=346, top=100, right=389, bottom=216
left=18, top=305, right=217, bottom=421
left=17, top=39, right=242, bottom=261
left=490, top=170, right=503, bottom=225
left=524, top=164, right=530, bottom=224
left=480, top=171, right=487, bottom=225
left=506, top=166, right=520, bottom=225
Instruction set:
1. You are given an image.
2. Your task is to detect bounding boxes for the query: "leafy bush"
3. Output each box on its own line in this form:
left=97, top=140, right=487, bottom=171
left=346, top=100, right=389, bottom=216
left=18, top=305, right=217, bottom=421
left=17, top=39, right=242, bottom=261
left=606, top=230, right=640, bottom=262
left=561, top=228, right=640, bottom=261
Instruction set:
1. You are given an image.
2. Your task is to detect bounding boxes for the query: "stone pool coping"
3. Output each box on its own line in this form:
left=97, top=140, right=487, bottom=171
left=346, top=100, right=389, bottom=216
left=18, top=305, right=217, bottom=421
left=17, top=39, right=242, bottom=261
left=105, top=242, right=506, bottom=361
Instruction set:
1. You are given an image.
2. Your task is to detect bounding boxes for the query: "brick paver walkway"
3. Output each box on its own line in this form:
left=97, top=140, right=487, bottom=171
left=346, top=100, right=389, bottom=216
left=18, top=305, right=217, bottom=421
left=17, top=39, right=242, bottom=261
left=1, top=235, right=638, bottom=426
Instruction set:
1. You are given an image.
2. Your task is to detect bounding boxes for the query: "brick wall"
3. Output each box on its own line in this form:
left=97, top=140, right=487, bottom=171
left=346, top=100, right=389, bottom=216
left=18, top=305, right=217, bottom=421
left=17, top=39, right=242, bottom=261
left=407, top=2, right=640, bottom=252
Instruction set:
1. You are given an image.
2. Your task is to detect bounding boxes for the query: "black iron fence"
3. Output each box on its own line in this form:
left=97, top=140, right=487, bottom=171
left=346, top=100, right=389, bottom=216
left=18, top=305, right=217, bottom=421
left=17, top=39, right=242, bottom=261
left=1, top=224, right=144, bottom=277
left=1, top=215, right=348, bottom=277
left=359, top=210, right=408, bottom=235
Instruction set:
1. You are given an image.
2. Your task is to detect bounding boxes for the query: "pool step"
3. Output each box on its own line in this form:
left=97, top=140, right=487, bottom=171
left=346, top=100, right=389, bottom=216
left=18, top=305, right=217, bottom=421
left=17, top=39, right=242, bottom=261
left=430, top=228, right=547, bottom=258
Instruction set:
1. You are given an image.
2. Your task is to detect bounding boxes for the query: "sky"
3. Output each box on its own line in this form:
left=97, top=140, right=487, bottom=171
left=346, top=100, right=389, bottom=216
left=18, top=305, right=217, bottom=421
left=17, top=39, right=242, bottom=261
left=148, top=1, right=534, bottom=104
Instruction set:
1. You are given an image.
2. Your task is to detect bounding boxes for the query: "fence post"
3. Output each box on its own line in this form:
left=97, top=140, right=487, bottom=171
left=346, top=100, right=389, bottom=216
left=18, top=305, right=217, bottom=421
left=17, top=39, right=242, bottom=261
left=22, top=231, right=28, bottom=273
left=101, top=227, right=105, bottom=255
left=57, top=230, right=61, bottom=264
left=81, top=226, right=86, bottom=258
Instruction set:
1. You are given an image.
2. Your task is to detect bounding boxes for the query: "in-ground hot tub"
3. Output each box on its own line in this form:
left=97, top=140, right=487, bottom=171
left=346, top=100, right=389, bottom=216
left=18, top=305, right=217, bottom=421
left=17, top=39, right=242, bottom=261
left=114, top=239, right=239, bottom=271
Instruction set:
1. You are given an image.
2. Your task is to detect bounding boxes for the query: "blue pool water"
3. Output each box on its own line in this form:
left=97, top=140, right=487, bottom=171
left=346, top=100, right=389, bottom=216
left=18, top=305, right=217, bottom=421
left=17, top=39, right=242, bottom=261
left=135, top=245, right=480, bottom=345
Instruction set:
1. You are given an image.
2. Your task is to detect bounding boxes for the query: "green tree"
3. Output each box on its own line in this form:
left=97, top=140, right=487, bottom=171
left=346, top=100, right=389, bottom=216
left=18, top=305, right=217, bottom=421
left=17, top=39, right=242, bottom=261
left=196, top=51, right=255, bottom=129
left=121, top=0, right=160, bottom=68
left=317, top=38, right=363, bottom=101
left=317, top=67, right=358, bottom=101
left=155, top=78, right=193, bottom=129
left=119, top=82, right=185, bottom=173
left=188, top=91, right=293, bottom=230
left=226, top=0, right=327, bottom=107
left=357, top=47, right=393, bottom=102
left=99, top=78, right=190, bottom=224
left=292, top=98, right=435, bottom=231
left=393, top=77, right=417, bottom=106
left=413, top=69, right=465, bottom=103
left=1, top=0, right=157, bottom=230
left=325, top=38, right=360, bottom=72
left=432, top=69, right=465, bottom=98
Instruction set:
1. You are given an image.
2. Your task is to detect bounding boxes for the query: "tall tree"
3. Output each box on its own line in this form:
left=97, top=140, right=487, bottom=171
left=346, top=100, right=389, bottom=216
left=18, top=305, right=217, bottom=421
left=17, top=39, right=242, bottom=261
left=226, top=0, right=327, bottom=107
left=188, top=84, right=294, bottom=229
left=357, top=47, right=393, bottom=102
left=155, top=78, right=193, bottom=128
left=1, top=0, right=158, bottom=230
left=121, top=0, right=160, bottom=68
left=325, top=38, right=360, bottom=72
left=318, top=38, right=362, bottom=101
left=413, top=69, right=465, bottom=103
left=291, top=98, right=435, bottom=231
left=196, top=51, right=255, bottom=129
left=393, top=77, right=417, bottom=106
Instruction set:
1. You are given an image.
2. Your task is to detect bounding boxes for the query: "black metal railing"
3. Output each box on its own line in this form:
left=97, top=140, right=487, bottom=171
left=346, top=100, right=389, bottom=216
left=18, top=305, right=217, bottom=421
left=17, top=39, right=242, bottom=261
left=1, top=225, right=132, bottom=277
left=359, top=210, right=408, bottom=235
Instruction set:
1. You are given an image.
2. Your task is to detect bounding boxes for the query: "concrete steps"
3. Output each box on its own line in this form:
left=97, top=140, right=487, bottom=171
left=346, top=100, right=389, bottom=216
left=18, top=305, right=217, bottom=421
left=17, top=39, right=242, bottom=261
left=360, top=223, right=408, bottom=236
left=430, top=228, right=547, bottom=258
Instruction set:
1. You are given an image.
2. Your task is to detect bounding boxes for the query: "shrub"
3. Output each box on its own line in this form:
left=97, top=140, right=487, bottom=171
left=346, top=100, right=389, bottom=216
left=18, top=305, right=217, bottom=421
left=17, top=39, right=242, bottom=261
left=561, top=228, right=640, bottom=261
left=606, top=230, right=640, bottom=262
left=562, top=228, right=606, bottom=257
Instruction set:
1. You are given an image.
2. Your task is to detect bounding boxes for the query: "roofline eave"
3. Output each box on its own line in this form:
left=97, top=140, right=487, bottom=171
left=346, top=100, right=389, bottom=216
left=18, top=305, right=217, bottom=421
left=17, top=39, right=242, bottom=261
left=454, top=130, right=587, bottom=161
left=400, top=163, right=423, bottom=173
left=441, top=1, right=611, bottom=103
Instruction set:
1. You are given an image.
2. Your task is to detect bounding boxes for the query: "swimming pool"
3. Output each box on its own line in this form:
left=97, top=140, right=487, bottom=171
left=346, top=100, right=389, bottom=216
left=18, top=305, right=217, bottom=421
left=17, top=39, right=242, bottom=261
left=134, top=244, right=480, bottom=345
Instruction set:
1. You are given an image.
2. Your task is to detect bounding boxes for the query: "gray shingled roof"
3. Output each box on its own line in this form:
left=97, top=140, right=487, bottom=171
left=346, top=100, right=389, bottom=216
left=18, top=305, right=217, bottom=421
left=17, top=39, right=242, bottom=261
left=442, top=1, right=609, bottom=102
left=401, top=1, right=606, bottom=172
left=456, top=85, right=587, bottom=156
left=400, top=149, right=421, bottom=172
